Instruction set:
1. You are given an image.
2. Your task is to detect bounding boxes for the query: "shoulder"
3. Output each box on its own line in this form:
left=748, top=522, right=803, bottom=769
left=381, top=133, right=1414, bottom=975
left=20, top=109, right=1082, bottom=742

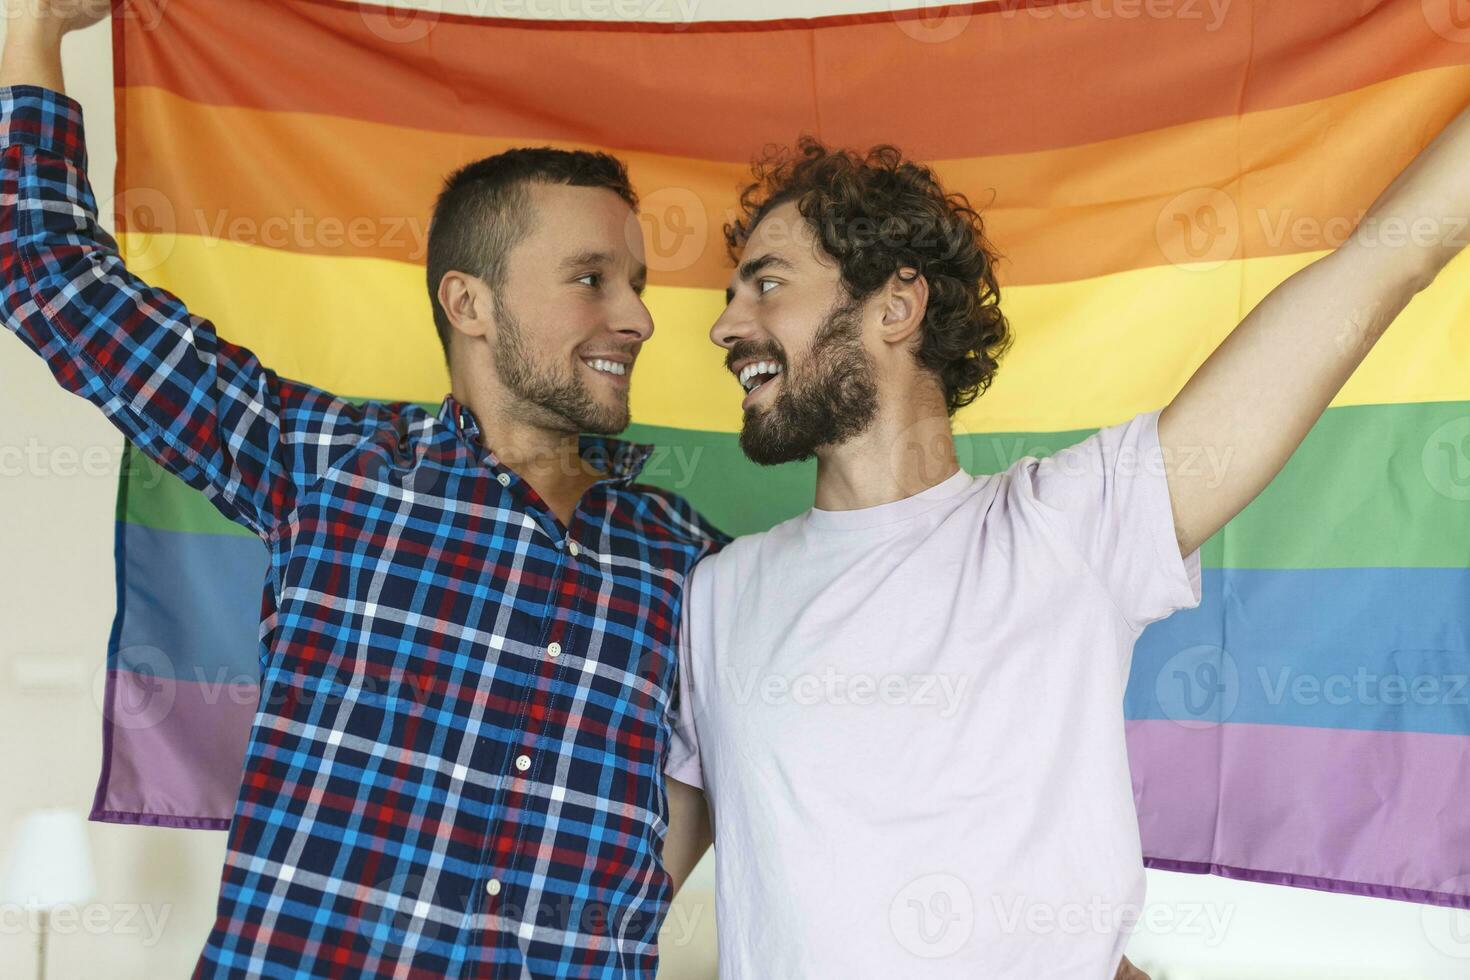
left=274, top=391, right=431, bottom=475
left=1001, top=409, right=1157, bottom=509
left=277, top=386, right=423, bottom=438
left=342, top=398, right=441, bottom=463
left=684, top=514, right=799, bottom=589
left=619, top=483, right=732, bottom=557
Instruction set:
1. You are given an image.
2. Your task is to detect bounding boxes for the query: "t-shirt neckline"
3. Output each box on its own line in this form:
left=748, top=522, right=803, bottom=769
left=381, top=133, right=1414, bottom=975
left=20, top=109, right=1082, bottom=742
left=805, top=467, right=975, bottom=531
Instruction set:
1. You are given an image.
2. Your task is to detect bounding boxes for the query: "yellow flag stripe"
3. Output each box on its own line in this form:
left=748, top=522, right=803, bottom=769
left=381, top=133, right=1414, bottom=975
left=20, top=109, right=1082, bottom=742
left=119, top=231, right=1470, bottom=434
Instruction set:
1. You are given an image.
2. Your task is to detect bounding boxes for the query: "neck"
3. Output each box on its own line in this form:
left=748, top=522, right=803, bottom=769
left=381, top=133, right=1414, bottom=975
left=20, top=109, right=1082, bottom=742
left=452, top=378, right=605, bottom=527
left=812, top=387, right=961, bottom=512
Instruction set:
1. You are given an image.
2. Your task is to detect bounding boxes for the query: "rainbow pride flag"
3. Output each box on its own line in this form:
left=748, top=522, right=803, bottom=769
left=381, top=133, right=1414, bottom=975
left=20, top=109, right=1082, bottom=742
left=93, top=0, right=1470, bottom=909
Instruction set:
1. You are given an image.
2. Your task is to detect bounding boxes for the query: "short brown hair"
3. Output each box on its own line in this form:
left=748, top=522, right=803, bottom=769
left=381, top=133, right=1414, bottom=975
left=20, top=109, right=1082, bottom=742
left=426, top=148, right=638, bottom=362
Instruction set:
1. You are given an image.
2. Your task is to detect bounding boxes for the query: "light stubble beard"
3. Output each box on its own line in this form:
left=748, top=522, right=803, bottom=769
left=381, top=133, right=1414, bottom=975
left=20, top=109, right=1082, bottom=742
left=492, top=294, right=630, bottom=436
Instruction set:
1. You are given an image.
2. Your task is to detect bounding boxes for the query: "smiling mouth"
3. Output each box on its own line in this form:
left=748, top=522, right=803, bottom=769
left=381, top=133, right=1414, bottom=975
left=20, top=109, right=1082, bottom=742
left=737, top=359, right=784, bottom=395
left=582, top=357, right=629, bottom=380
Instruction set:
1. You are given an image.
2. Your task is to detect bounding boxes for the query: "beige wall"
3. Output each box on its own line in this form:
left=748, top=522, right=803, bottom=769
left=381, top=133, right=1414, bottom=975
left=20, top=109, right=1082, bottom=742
left=0, top=5, right=1466, bottom=978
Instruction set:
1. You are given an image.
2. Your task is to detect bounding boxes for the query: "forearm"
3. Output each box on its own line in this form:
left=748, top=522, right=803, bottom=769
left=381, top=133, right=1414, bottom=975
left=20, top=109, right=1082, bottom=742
left=1162, top=97, right=1470, bottom=553
left=0, top=9, right=68, bottom=92
left=1351, top=98, right=1470, bottom=288
left=1162, top=241, right=1422, bottom=554
left=664, top=777, right=712, bottom=896
left=0, top=80, right=304, bottom=539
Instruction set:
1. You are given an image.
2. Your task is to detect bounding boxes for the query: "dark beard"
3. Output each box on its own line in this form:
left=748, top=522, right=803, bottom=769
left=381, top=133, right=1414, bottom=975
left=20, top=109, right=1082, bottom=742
left=739, top=295, right=879, bottom=466
left=493, top=295, right=628, bottom=435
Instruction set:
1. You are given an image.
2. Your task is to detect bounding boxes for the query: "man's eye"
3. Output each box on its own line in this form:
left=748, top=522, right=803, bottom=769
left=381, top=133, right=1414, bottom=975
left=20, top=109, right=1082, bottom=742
left=758, top=278, right=779, bottom=294
left=576, top=273, right=601, bottom=287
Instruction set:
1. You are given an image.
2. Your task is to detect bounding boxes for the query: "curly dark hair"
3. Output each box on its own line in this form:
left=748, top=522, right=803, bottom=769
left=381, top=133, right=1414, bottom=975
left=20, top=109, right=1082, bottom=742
left=725, top=137, right=1012, bottom=415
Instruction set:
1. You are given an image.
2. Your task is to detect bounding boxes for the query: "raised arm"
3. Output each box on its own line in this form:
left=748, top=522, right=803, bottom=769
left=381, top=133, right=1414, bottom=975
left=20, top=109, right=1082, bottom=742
left=0, top=4, right=384, bottom=540
left=1157, top=99, right=1470, bottom=557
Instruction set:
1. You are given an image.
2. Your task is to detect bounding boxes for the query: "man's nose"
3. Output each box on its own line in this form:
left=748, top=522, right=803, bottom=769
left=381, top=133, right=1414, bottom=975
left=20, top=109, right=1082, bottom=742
left=615, top=294, right=655, bottom=343
left=710, top=303, right=755, bottom=350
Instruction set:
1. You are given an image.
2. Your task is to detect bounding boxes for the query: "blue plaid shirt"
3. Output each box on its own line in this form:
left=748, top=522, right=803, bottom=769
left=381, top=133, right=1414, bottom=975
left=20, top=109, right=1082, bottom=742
left=0, top=85, right=726, bottom=978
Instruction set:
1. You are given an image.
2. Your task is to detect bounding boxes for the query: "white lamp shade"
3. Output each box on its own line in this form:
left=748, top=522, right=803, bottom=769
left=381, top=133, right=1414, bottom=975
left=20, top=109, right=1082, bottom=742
left=0, top=809, right=95, bottom=908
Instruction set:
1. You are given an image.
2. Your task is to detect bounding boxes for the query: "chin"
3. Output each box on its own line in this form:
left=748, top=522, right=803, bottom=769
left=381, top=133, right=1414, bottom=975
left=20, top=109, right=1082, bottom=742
left=584, top=405, right=631, bottom=435
left=738, top=424, right=814, bottom=467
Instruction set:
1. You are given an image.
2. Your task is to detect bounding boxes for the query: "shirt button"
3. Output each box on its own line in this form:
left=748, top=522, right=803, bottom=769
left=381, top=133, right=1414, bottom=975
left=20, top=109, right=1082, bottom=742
left=567, top=540, right=580, bottom=557
left=485, top=879, right=501, bottom=896
left=514, top=754, right=531, bottom=772
left=496, top=473, right=510, bottom=487
left=547, top=642, right=562, bottom=659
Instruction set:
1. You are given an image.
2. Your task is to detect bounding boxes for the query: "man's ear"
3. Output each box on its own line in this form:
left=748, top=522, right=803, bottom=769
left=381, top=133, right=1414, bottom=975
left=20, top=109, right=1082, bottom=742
left=437, top=271, right=496, bottom=343
left=878, top=267, right=928, bottom=346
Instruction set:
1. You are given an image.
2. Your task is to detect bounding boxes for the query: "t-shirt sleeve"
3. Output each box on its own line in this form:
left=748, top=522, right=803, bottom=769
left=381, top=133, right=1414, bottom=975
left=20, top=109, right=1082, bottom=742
left=1016, top=406, right=1203, bottom=632
left=664, top=559, right=708, bottom=790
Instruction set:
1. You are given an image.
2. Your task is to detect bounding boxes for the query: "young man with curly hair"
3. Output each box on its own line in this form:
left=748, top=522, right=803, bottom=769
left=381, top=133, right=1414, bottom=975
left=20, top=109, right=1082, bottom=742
left=660, top=124, right=1470, bottom=976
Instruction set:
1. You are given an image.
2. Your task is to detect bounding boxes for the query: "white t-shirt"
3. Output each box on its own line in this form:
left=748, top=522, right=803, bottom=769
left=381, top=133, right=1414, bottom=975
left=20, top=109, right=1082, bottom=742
left=665, top=407, right=1203, bottom=978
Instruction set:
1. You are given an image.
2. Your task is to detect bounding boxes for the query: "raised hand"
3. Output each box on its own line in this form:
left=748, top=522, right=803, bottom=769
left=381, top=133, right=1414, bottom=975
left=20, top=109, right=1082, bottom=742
left=0, top=0, right=116, bottom=91
left=4, top=0, right=111, bottom=35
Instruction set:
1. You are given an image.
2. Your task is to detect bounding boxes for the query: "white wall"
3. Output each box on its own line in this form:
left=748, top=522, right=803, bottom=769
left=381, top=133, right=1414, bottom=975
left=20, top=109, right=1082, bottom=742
left=1, top=5, right=1467, bottom=978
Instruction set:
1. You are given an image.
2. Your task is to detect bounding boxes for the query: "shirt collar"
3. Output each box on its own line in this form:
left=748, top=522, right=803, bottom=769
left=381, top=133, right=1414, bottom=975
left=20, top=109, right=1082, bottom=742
left=438, top=394, right=654, bottom=483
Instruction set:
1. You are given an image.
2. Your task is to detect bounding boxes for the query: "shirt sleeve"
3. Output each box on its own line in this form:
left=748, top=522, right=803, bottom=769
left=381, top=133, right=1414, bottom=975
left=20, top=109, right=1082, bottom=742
left=0, top=85, right=386, bottom=542
left=664, top=558, right=709, bottom=790
left=1014, top=406, right=1203, bottom=632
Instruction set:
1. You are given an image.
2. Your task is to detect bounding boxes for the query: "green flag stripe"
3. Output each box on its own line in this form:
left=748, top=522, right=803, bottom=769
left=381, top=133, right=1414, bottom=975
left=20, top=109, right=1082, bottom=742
left=117, top=400, right=1470, bottom=569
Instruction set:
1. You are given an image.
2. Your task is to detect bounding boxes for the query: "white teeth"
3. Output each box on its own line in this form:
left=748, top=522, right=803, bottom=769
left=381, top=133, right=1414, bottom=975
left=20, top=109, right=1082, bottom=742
left=584, top=358, right=627, bottom=377
left=737, top=360, right=784, bottom=392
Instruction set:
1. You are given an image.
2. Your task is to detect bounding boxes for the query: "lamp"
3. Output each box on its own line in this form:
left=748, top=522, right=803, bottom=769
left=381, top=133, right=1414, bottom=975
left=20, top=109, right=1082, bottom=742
left=0, top=809, right=95, bottom=980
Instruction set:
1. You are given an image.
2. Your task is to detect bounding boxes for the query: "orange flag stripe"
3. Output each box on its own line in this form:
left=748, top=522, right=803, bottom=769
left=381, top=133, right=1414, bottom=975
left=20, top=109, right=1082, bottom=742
left=118, top=67, right=1470, bottom=289
left=115, top=0, right=1470, bottom=164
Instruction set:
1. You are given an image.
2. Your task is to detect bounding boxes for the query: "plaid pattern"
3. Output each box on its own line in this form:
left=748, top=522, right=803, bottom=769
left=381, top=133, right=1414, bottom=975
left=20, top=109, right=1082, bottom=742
left=1, top=85, right=727, bottom=978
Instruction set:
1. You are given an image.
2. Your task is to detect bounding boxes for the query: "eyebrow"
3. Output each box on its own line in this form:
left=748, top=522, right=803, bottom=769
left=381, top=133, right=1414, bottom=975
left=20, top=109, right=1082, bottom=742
left=725, top=253, right=794, bottom=304
left=560, top=250, right=648, bottom=287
